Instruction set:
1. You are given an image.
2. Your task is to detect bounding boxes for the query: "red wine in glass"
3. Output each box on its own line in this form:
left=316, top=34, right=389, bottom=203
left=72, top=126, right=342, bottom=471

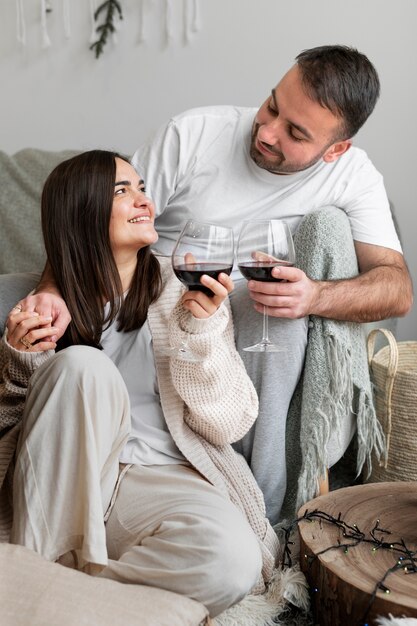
left=236, top=220, right=296, bottom=352
left=237, top=260, right=294, bottom=282
left=171, top=220, right=234, bottom=361
left=174, top=262, right=233, bottom=296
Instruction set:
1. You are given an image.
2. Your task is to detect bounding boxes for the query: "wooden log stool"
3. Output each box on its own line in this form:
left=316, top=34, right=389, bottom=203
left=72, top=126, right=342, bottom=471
left=298, top=482, right=417, bottom=625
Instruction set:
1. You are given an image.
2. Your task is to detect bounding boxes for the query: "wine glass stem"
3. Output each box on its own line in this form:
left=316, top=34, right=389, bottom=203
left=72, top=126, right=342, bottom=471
left=179, top=340, right=189, bottom=354
left=262, top=305, right=270, bottom=343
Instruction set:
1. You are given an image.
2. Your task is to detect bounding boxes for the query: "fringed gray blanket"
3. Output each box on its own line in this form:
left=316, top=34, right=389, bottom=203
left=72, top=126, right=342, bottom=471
left=281, top=206, right=385, bottom=520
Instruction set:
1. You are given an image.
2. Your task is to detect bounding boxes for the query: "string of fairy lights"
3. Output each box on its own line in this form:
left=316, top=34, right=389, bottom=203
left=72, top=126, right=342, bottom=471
left=282, top=509, right=417, bottom=625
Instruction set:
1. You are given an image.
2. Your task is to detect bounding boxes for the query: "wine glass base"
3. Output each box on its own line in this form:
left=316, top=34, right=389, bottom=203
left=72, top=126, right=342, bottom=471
left=243, top=342, right=286, bottom=353
left=176, top=350, right=204, bottom=362
left=163, top=346, right=204, bottom=362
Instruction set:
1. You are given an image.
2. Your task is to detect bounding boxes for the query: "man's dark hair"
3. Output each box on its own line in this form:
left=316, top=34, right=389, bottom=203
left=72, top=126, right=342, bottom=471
left=295, top=45, right=380, bottom=140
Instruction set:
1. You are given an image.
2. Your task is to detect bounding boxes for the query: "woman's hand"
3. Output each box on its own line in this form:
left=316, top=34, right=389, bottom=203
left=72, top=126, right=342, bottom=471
left=16, top=293, right=71, bottom=342
left=181, top=273, right=234, bottom=319
left=6, top=305, right=58, bottom=352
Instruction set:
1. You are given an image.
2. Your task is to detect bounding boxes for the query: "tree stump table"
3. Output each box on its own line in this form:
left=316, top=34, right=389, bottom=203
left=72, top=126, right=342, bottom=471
left=298, top=482, right=417, bottom=625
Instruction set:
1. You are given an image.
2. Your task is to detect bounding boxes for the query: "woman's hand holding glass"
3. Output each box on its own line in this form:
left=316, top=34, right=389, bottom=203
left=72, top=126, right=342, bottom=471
left=171, top=220, right=234, bottom=360
left=180, top=269, right=234, bottom=319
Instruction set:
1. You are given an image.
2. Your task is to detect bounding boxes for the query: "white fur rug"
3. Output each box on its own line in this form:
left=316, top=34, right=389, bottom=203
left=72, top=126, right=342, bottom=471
left=375, top=618, right=417, bottom=626
left=213, top=566, right=310, bottom=626
left=213, top=518, right=417, bottom=626
left=212, top=567, right=417, bottom=626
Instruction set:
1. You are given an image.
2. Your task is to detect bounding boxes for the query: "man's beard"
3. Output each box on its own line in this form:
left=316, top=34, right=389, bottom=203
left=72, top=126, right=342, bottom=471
left=249, top=122, right=327, bottom=174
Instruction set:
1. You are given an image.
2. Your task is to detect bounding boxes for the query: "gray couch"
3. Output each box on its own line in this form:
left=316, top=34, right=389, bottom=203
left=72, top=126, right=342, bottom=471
left=0, top=149, right=80, bottom=275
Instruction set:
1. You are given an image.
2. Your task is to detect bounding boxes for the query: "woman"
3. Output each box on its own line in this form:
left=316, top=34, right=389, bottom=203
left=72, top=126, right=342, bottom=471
left=0, top=151, right=279, bottom=616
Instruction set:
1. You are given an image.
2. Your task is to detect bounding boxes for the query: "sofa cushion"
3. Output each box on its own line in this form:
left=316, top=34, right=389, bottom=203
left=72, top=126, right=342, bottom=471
left=0, top=149, right=79, bottom=274
left=0, top=543, right=209, bottom=626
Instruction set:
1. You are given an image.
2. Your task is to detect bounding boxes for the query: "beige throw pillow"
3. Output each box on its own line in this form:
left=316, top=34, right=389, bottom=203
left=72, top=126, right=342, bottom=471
left=0, top=543, right=209, bottom=626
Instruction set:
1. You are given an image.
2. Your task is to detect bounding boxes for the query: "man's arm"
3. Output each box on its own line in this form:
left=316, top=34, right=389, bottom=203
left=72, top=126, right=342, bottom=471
left=248, top=242, right=413, bottom=323
left=17, top=262, right=71, bottom=341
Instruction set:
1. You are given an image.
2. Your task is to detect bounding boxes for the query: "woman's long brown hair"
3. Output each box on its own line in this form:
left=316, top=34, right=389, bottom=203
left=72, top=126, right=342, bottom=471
left=41, top=150, right=162, bottom=348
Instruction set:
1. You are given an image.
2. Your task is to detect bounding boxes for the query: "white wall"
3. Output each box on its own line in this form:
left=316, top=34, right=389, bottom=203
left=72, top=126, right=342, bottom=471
left=1, top=0, right=415, bottom=340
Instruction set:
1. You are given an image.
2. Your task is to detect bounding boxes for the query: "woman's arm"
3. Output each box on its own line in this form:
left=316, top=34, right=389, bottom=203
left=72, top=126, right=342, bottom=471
left=0, top=309, right=56, bottom=435
left=169, top=274, right=259, bottom=446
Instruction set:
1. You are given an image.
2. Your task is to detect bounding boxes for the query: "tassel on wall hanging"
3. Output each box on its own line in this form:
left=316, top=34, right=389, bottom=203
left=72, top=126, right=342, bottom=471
left=14, top=0, right=202, bottom=58
left=16, top=0, right=70, bottom=48
left=16, top=0, right=26, bottom=45
left=185, top=0, right=201, bottom=44
left=40, top=0, right=52, bottom=48
left=63, top=0, right=71, bottom=39
left=89, top=0, right=98, bottom=43
left=137, top=0, right=147, bottom=44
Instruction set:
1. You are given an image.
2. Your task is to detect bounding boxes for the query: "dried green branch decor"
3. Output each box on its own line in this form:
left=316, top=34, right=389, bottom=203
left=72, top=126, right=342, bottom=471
left=90, top=0, right=123, bottom=59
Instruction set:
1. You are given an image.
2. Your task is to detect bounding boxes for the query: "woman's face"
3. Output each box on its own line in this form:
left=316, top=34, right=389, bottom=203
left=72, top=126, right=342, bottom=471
left=109, top=158, right=158, bottom=258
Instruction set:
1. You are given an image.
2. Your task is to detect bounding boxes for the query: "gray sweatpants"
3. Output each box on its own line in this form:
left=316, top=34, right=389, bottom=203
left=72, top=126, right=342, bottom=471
left=230, top=279, right=308, bottom=525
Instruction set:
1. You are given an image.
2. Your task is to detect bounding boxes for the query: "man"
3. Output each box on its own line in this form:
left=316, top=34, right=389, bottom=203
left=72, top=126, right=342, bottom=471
left=21, top=45, right=413, bottom=524
left=130, top=44, right=412, bottom=521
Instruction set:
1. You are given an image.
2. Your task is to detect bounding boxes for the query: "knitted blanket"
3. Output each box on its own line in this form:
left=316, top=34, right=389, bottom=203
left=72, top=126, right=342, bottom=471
left=281, top=206, right=385, bottom=520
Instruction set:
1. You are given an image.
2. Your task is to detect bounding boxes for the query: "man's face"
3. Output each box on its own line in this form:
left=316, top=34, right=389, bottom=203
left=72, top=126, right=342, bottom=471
left=250, top=65, right=350, bottom=174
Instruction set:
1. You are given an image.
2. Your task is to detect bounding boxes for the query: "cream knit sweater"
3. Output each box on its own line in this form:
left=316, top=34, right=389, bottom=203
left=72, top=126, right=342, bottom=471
left=0, top=256, right=279, bottom=587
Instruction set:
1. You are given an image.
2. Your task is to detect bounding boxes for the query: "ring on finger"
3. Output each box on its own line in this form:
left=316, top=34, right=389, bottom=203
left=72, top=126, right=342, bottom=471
left=20, top=337, right=32, bottom=350
left=12, top=304, right=23, bottom=313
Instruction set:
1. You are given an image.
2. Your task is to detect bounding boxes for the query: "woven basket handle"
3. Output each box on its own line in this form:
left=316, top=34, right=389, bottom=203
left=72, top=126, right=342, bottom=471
left=367, top=328, right=399, bottom=466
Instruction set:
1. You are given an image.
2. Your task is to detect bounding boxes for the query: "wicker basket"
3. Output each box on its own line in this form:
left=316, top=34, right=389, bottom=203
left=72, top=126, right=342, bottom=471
left=367, top=328, right=417, bottom=482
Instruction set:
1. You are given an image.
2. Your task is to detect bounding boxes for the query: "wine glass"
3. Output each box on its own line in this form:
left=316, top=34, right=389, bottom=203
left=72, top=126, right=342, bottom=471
left=171, top=219, right=234, bottom=361
left=236, top=219, right=295, bottom=352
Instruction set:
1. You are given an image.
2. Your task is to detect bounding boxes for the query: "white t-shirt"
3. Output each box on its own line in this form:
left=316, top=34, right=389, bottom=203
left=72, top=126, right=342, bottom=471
left=101, top=318, right=186, bottom=466
left=133, top=106, right=401, bottom=280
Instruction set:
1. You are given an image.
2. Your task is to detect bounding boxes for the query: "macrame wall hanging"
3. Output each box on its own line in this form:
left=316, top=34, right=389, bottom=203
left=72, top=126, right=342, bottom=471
left=15, top=0, right=202, bottom=58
